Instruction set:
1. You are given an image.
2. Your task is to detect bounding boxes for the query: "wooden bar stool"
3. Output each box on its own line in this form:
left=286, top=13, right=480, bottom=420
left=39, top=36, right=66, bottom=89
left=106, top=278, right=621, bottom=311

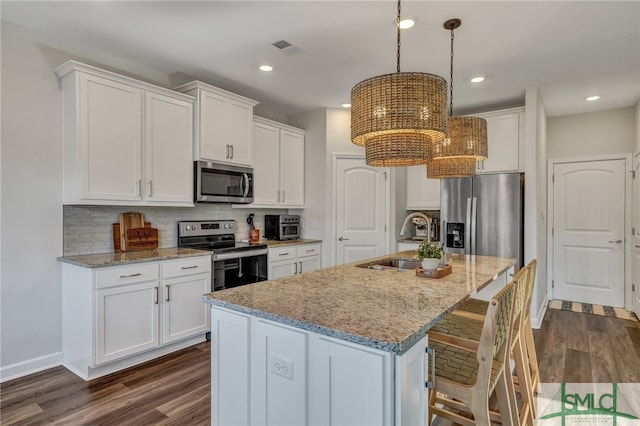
left=454, top=260, right=540, bottom=399
left=429, top=261, right=539, bottom=425
left=427, top=281, right=518, bottom=426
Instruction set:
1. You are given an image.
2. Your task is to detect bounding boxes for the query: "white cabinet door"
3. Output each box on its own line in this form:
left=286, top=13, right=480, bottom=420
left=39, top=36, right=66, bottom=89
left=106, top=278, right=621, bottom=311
left=96, top=281, right=159, bottom=364
left=268, top=260, right=296, bottom=280
left=398, top=241, right=421, bottom=252
left=253, top=121, right=280, bottom=206
left=308, top=335, right=392, bottom=426
left=406, top=165, right=440, bottom=210
left=299, top=256, right=320, bottom=274
left=395, top=334, right=429, bottom=426
left=79, top=72, right=143, bottom=201
left=476, top=109, right=522, bottom=174
left=251, top=318, right=307, bottom=426
left=229, top=101, right=253, bottom=166
left=199, top=90, right=231, bottom=162
left=162, top=272, right=211, bottom=344
left=145, top=92, right=193, bottom=204
left=279, top=129, right=305, bottom=207
left=211, top=307, right=251, bottom=426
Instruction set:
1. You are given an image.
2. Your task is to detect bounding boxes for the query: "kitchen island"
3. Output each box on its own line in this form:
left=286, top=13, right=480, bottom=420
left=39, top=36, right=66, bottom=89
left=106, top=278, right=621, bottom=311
left=204, top=252, right=516, bottom=425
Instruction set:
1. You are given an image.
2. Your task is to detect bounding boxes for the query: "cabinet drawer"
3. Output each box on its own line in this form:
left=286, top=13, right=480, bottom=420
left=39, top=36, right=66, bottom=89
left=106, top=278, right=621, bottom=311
left=96, top=263, right=159, bottom=288
left=162, top=256, right=211, bottom=279
left=297, top=243, right=321, bottom=258
left=268, top=246, right=297, bottom=262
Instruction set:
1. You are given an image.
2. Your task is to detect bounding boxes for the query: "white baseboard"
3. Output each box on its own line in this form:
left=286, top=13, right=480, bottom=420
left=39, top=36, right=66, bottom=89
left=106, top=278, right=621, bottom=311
left=531, top=296, right=549, bottom=329
left=0, top=351, right=62, bottom=383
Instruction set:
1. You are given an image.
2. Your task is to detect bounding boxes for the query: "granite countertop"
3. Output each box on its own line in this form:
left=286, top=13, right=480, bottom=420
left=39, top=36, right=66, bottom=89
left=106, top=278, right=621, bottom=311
left=204, top=251, right=516, bottom=354
left=263, top=239, right=322, bottom=248
left=58, top=247, right=212, bottom=268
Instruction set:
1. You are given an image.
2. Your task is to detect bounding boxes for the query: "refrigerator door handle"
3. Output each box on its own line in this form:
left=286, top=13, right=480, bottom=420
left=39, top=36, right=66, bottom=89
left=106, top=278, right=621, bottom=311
left=471, top=197, right=478, bottom=255
left=465, top=197, right=472, bottom=254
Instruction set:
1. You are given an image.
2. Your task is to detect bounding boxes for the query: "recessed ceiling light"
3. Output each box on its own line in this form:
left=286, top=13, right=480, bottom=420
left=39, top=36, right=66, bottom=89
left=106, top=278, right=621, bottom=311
left=586, top=95, right=600, bottom=101
left=399, top=18, right=416, bottom=29
left=470, top=76, right=485, bottom=83
left=394, top=17, right=416, bottom=29
left=341, top=103, right=352, bottom=108
left=259, top=65, right=273, bottom=72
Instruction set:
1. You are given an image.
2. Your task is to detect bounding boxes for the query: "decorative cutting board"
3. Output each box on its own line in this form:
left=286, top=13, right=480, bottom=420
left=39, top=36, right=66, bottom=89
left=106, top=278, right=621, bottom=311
left=113, top=222, right=158, bottom=252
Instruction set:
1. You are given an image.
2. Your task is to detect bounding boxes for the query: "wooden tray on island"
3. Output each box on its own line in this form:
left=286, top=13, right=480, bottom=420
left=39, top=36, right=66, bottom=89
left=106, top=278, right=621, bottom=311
left=416, top=264, right=452, bottom=279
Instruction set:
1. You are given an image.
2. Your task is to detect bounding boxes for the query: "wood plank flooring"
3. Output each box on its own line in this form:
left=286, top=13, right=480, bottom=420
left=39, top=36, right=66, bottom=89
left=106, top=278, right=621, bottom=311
left=1, top=310, right=639, bottom=425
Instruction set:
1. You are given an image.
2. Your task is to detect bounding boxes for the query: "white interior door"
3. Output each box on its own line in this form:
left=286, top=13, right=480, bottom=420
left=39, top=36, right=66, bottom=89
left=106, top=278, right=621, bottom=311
left=552, top=159, right=626, bottom=306
left=632, top=153, right=640, bottom=318
left=334, top=156, right=388, bottom=265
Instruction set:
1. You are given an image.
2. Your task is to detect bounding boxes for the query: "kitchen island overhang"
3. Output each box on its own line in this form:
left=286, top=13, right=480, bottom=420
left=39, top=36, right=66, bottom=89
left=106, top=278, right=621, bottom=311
left=204, top=252, right=517, bottom=426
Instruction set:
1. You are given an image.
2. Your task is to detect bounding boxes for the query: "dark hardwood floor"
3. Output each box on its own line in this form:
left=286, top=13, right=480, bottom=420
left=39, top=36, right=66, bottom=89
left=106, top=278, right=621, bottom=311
left=1, top=311, right=639, bottom=425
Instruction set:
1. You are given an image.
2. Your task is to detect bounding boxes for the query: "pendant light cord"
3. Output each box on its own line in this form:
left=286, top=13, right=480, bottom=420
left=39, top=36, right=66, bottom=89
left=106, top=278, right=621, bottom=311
left=449, top=24, right=455, bottom=117
left=396, top=0, right=401, bottom=73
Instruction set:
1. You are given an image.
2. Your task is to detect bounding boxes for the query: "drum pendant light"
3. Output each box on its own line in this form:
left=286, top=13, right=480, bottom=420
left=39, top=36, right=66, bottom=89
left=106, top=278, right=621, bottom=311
left=351, top=0, right=448, bottom=167
left=427, top=18, right=488, bottom=178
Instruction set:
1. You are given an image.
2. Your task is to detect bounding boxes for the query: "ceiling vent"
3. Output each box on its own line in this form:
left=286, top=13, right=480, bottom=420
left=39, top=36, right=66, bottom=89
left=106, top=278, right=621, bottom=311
left=272, top=40, right=292, bottom=50
left=271, top=39, right=306, bottom=56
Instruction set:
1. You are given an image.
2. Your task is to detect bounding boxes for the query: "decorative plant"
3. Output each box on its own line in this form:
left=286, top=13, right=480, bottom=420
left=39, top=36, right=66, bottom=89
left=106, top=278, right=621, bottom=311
left=417, top=241, right=444, bottom=260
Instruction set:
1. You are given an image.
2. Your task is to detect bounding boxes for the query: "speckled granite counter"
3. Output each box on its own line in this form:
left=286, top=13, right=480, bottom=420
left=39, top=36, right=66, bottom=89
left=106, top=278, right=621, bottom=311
left=204, top=252, right=515, bottom=353
left=263, top=239, right=322, bottom=247
left=58, top=247, right=212, bottom=268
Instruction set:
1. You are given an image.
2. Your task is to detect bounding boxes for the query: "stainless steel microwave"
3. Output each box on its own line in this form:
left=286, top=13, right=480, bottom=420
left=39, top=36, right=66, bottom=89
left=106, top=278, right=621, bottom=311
left=195, top=161, right=253, bottom=203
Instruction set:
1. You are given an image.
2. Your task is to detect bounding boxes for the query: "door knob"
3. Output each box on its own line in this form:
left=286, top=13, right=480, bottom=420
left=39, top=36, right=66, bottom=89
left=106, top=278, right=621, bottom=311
left=608, top=239, right=622, bottom=244
left=338, top=236, right=349, bottom=241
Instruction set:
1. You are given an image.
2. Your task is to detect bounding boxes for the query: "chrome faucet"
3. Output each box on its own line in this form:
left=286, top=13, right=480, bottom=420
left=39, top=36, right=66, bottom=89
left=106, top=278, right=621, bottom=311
left=399, top=212, right=432, bottom=242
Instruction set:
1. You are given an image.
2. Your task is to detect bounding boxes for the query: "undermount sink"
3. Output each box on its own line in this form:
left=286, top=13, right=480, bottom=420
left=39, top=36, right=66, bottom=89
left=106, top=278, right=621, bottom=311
left=356, top=257, right=421, bottom=271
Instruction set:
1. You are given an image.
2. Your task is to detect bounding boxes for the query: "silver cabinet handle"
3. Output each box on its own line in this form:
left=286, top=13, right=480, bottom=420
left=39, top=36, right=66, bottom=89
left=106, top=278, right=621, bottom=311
left=294, top=262, right=298, bottom=274
left=636, top=245, right=640, bottom=248
left=226, top=144, right=230, bottom=159
left=136, top=179, right=142, bottom=196
left=230, top=145, right=234, bottom=159
left=282, top=190, right=285, bottom=202
left=609, top=239, right=622, bottom=244
left=299, top=261, right=302, bottom=274
left=165, top=285, right=170, bottom=302
left=148, top=180, right=152, bottom=197
left=338, top=236, right=349, bottom=241
left=120, top=273, right=142, bottom=279
left=276, top=190, right=280, bottom=203
left=425, top=346, right=435, bottom=389
left=154, top=286, right=159, bottom=304
left=181, top=265, right=198, bottom=270
left=279, top=252, right=290, bottom=256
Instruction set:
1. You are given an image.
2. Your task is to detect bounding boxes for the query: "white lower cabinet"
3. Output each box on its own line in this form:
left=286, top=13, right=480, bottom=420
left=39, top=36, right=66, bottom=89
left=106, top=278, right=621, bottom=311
left=267, top=243, right=321, bottom=279
left=210, top=306, right=430, bottom=426
left=61, top=255, right=210, bottom=380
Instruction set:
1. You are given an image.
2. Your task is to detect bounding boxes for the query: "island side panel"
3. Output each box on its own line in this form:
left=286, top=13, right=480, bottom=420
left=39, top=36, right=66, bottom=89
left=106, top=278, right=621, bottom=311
left=395, top=334, right=429, bottom=426
left=210, top=307, right=250, bottom=426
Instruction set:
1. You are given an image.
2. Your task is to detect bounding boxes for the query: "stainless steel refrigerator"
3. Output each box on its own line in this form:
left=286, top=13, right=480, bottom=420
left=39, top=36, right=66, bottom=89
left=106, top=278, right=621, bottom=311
left=440, top=173, right=524, bottom=268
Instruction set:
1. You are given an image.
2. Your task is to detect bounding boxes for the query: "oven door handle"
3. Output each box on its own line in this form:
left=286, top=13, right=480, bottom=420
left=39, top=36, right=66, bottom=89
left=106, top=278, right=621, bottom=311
left=213, top=248, right=268, bottom=261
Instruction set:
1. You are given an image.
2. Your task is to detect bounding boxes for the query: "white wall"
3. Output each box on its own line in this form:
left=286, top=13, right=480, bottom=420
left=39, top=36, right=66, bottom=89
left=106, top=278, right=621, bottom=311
left=636, top=101, right=640, bottom=153
left=547, top=107, right=636, bottom=159
left=1, top=22, right=66, bottom=377
left=525, top=88, right=548, bottom=328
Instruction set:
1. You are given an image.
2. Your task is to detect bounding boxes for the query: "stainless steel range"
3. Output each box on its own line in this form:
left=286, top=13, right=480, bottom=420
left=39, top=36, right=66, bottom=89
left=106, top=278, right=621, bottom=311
left=177, top=220, right=268, bottom=291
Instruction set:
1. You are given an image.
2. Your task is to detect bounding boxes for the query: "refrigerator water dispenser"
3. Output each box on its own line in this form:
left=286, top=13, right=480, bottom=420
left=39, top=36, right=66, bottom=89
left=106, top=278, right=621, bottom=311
left=446, top=223, right=465, bottom=249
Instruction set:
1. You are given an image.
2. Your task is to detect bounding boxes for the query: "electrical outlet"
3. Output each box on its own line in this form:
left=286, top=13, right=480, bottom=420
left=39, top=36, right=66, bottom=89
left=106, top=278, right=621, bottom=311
left=270, top=354, right=294, bottom=380
left=310, top=219, right=318, bottom=230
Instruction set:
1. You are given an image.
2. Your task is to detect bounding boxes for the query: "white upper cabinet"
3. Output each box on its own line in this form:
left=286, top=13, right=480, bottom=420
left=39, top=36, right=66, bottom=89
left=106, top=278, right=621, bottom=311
left=176, top=81, right=258, bottom=166
left=56, top=60, right=195, bottom=206
left=145, top=92, right=194, bottom=204
left=406, top=165, right=441, bottom=210
left=251, top=117, right=305, bottom=208
left=474, top=107, right=524, bottom=174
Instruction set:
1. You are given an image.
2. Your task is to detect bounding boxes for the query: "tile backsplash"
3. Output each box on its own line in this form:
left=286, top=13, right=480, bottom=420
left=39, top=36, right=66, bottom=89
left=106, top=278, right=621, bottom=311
left=63, top=205, right=285, bottom=255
